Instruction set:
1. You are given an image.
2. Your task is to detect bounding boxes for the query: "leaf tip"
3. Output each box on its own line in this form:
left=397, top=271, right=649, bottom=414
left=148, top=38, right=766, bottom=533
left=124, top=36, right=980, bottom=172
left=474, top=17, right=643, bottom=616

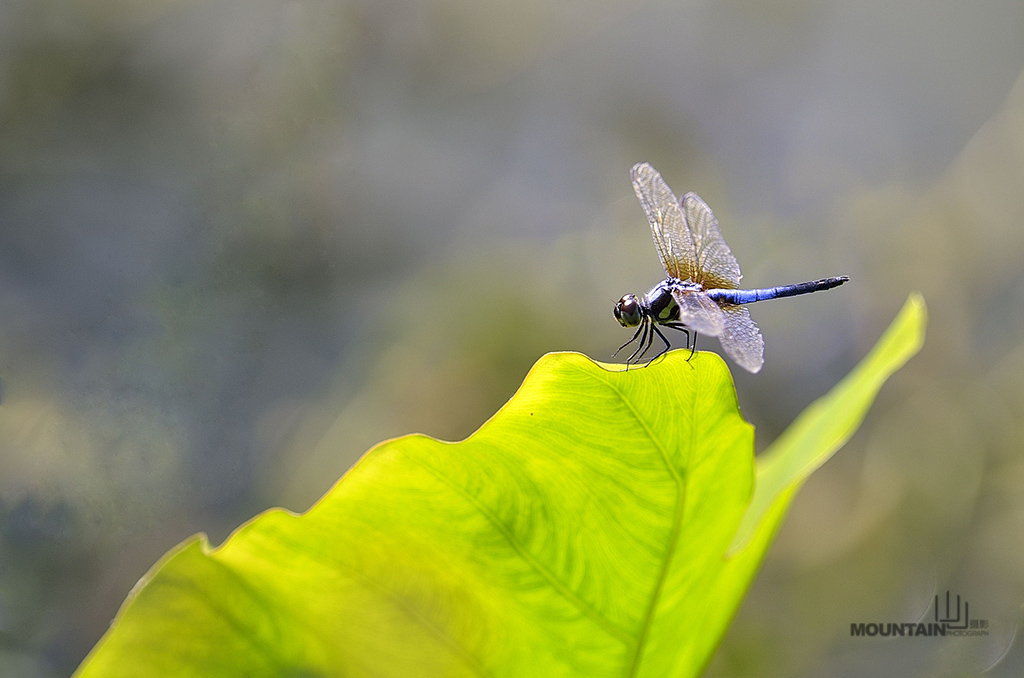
left=904, top=291, right=927, bottom=341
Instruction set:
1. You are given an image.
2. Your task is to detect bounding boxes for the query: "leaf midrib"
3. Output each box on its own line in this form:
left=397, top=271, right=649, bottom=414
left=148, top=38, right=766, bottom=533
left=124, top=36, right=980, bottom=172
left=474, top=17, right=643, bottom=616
left=574, top=366, right=690, bottom=678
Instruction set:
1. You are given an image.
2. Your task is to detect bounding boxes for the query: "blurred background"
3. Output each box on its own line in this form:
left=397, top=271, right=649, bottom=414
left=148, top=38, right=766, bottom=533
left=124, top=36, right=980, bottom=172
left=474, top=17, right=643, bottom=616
left=1, top=0, right=1022, bottom=675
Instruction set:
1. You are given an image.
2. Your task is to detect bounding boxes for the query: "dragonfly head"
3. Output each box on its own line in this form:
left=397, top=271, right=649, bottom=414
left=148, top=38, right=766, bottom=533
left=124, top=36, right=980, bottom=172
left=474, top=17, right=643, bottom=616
left=614, top=294, right=643, bottom=327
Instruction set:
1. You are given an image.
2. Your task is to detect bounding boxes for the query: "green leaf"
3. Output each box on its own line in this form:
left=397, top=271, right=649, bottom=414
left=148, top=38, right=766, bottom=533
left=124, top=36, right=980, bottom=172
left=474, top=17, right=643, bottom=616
left=74, top=295, right=926, bottom=678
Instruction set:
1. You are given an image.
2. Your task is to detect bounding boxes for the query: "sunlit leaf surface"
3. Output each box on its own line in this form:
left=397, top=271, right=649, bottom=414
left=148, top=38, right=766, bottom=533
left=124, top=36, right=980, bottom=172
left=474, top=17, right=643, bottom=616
left=75, top=296, right=925, bottom=678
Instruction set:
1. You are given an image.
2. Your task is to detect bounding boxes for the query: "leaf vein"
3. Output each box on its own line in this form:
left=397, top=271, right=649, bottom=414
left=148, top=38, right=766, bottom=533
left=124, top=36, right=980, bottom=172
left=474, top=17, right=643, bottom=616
left=409, top=455, right=636, bottom=647
left=252, top=530, right=493, bottom=676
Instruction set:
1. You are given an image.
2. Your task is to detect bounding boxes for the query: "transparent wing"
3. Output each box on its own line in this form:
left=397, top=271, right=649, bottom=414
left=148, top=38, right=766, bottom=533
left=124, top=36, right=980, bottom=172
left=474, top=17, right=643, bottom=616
left=717, top=305, right=764, bottom=373
left=680, top=192, right=742, bottom=290
left=631, top=163, right=696, bottom=281
left=669, top=289, right=726, bottom=336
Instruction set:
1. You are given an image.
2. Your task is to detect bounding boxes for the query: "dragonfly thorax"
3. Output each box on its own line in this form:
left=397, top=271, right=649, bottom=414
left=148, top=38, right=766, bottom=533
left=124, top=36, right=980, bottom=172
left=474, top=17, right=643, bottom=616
left=644, top=279, right=688, bottom=324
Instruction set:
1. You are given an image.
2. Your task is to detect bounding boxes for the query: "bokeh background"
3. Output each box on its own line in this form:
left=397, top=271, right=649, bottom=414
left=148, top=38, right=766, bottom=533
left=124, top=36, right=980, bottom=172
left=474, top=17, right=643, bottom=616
left=1, top=0, right=1023, bottom=675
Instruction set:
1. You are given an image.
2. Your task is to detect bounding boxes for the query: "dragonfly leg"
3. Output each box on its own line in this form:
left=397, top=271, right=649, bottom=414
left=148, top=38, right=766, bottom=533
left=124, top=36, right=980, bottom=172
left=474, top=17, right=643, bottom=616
left=664, top=323, right=698, bottom=360
left=640, top=324, right=657, bottom=364
left=625, top=321, right=651, bottom=365
left=642, top=325, right=672, bottom=366
left=661, top=323, right=690, bottom=349
left=613, top=323, right=646, bottom=359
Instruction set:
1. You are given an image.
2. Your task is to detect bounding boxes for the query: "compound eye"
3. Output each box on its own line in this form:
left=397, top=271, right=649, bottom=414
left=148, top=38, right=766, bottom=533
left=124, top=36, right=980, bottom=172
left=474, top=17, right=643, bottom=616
left=614, top=295, right=641, bottom=327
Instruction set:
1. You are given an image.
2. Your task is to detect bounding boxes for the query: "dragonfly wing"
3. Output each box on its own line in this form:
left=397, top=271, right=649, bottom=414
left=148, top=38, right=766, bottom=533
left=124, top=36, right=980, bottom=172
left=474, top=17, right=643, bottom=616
left=718, top=305, right=764, bottom=373
left=631, top=163, right=697, bottom=281
left=670, top=289, right=727, bottom=336
left=680, top=192, right=742, bottom=290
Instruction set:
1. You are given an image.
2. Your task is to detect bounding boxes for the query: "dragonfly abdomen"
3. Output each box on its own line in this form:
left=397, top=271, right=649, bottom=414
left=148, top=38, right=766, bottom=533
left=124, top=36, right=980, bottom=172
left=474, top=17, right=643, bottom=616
left=707, top=276, right=849, bottom=305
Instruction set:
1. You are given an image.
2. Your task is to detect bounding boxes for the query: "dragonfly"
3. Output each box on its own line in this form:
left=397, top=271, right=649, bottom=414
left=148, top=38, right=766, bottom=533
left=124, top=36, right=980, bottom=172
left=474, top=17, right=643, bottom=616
left=613, top=162, right=849, bottom=373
